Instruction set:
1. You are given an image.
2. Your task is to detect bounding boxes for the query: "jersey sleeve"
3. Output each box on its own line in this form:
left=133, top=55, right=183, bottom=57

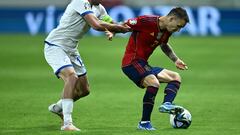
left=98, top=4, right=108, bottom=19
left=71, top=0, right=93, bottom=16
left=126, top=16, right=158, bottom=32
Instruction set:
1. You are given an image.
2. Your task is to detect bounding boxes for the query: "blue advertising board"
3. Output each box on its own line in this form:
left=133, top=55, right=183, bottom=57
left=0, top=6, right=240, bottom=36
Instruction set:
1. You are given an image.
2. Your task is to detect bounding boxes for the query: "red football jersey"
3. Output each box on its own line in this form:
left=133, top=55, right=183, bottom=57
left=122, top=15, right=172, bottom=66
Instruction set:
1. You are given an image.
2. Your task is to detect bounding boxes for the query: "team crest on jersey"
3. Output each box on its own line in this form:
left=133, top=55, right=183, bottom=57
left=84, top=2, right=91, bottom=10
left=129, top=19, right=137, bottom=25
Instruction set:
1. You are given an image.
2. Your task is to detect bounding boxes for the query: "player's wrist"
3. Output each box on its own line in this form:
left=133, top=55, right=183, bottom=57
left=172, top=57, right=179, bottom=63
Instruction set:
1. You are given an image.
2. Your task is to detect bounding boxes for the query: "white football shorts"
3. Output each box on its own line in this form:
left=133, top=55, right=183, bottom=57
left=44, top=43, right=86, bottom=78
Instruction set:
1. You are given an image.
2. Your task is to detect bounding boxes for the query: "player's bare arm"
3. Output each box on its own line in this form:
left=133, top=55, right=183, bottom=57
left=160, top=43, right=178, bottom=62
left=160, top=43, right=188, bottom=70
left=105, top=22, right=133, bottom=41
left=83, top=14, right=130, bottom=33
left=104, top=20, right=132, bottom=41
left=101, top=15, right=117, bottom=41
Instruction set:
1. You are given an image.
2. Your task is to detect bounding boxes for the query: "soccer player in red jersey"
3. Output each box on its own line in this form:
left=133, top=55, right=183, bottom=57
left=121, top=7, right=190, bottom=130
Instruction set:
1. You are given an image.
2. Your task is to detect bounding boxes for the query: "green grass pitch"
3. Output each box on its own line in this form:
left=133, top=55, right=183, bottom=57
left=0, top=35, right=240, bottom=135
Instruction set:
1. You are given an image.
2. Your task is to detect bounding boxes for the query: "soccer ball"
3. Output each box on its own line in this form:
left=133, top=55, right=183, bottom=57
left=170, top=108, right=192, bottom=129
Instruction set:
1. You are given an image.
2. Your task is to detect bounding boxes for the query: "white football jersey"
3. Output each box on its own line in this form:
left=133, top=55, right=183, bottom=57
left=45, top=0, right=108, bottom=49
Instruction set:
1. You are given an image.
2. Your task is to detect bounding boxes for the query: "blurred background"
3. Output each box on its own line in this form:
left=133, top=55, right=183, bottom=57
left=0, top=0, right=240, bottom=36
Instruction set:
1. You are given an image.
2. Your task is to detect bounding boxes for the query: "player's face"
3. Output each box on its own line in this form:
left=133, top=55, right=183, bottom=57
left=89, top=0, right=102, bottom=5
left=166, top=16, right=186, bottom=33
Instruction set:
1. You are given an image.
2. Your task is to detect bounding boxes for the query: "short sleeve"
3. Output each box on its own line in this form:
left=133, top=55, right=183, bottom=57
left=98, top=4, right=108, bottom=19
left=126, top=18, right=140, bottom=31
left=71, top=0, right=93, bottom=16
left=126, top=15, right=158, bottom=32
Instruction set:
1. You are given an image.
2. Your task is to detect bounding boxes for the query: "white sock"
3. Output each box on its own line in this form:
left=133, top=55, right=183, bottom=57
left=56, top=99, right=62, bottom=109
left=62, top=99, right=73, bottom=125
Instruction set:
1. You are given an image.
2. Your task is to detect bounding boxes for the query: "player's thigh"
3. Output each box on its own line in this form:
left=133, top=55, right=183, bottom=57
left=68, top=51, right=89, bottom=92
left=142, top=74, right=160, bottom=88
left=157, top=69, right=181, bottom=83
left=58, top=67, right=77, bottom=82
left=44, top=45, right=76, bottom=78
left=69, top=50, right=87, bottom=77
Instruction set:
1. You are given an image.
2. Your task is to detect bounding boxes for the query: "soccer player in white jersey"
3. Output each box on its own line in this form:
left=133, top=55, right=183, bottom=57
left=44, top=0, right=130, bottom=131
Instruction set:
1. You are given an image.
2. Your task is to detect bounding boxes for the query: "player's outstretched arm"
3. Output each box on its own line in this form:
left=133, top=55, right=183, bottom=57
left=83, top=14, right=130, bottom=33
left=160, top=43, right=188, bottom=70
left=104, top=22, right=132, bottom=41
left=101, top=15, right=117, bottom=41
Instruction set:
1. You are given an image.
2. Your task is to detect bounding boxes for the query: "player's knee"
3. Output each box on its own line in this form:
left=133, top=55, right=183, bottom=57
left=172, top=72, right=181, bottom=82
left=152, top=81, right=160, bottom=88
left=66, top=73, right=79, bottom=83
left=143, top=75, right=160, bottom=88
left=147, top=80, right=160, bottom=88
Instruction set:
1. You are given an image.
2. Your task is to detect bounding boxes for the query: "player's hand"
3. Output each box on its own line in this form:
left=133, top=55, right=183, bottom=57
left=118, top=23, right=131, bottom=33
left=121, top=23, right=132, bottom=32
left=105, top=28, right=114, bottom=41
left=175, top=59, right=188, bottom=70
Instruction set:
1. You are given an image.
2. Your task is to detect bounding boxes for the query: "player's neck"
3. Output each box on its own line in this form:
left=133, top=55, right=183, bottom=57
left=158, top=16, right=167, bottom=31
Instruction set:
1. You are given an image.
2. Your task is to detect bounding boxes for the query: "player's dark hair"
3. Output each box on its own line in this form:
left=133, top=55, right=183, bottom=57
left=167, top=7, right=189, bottom=23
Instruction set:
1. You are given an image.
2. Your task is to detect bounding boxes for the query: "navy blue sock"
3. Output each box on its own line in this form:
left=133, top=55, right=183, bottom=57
left=163, top=81, right=181, bottom=103
left=141, top=86, right=159, bottom=121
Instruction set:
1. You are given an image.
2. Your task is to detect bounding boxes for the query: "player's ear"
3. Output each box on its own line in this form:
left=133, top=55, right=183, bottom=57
left=168, top=16, right=175, bottom=23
